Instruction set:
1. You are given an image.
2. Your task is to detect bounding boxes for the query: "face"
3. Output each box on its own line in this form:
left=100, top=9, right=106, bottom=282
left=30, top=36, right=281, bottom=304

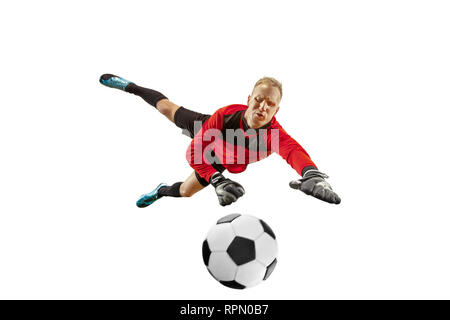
left=247, top=83, right=281, bottom=128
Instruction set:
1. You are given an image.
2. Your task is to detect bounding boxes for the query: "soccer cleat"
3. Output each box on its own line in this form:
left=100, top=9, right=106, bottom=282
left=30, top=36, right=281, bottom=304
left=99, top=74, right=134, bottom=91
left=136, top=183, right=168, bottom=208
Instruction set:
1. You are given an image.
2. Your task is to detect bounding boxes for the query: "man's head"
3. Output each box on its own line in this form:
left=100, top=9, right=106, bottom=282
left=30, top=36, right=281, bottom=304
left=246, top=77, right=282, bottom=128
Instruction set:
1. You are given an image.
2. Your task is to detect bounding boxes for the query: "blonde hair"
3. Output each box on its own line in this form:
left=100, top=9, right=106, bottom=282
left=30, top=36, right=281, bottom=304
left=253, top=76, right=283, bottom=98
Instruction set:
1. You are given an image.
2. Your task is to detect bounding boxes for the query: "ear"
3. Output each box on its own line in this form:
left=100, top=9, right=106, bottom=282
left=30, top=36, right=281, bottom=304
left=247, top=95, right=251, bottom=105
left=274, top=106, right=280, bottom=117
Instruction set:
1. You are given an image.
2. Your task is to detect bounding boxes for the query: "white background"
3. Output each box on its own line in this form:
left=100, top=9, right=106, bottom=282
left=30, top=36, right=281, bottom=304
left=1, top=0, right=449, bottom=299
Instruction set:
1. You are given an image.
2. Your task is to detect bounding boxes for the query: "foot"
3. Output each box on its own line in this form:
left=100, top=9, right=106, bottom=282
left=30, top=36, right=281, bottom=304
left=136, top=183, right=168, bottom=208
left=99, top=74, right=134, bottom=91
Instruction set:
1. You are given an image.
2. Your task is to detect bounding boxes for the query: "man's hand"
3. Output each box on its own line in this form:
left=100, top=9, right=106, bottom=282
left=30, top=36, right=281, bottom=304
left=289, top=170, right=341, bottom=204
left=210, top=172, right=245, bottom=206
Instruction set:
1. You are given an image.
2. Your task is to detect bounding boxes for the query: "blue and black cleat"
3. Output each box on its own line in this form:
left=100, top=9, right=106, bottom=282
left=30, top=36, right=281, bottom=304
left=136, top=183, right=168, bottom=208
left=99, top=74, right=134, bottom=91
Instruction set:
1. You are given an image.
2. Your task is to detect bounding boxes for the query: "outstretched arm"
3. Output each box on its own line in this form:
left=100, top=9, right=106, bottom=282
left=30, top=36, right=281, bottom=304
left=275, top=125, right=341, bottom=204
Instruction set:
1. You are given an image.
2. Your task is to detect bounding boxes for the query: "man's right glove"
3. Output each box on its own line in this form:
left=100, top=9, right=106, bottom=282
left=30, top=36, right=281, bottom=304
left=289, top=170, right=341, bottom=204
left=210, top=172, right=245, bottom=206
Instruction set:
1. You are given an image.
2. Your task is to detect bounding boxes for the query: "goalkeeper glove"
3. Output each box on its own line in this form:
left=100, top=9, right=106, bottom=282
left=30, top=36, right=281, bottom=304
left=210, top=172, right=245, bottom=206
left=289, top=169, right=341, bottom=204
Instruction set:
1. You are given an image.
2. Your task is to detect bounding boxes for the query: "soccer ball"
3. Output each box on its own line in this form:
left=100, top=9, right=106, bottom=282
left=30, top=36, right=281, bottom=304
left=202, top=213, right=278, bottom=289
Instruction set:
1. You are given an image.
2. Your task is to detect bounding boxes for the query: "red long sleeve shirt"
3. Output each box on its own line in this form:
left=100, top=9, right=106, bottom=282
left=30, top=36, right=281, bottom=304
left=186, top=104, right=316, bottom=182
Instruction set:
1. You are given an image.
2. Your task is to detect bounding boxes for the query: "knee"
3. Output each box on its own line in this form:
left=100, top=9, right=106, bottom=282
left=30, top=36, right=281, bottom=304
left=179, top=184, right=193, bottom=197
left=156, top=99, right=176, bottom=116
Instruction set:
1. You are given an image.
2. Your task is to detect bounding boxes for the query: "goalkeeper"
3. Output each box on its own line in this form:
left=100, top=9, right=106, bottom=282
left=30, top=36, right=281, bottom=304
left=100, top=74, right=341, bottom=207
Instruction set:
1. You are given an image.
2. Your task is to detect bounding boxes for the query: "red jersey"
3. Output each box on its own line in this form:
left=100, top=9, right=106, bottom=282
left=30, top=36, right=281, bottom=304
left=186, top=104, right=316, bottom=182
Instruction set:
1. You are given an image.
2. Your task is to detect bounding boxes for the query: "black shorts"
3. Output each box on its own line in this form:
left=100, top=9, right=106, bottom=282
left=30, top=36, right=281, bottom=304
left=174, top=106, right=211, bottom=138
left=174, top=107, right=225, bottom=186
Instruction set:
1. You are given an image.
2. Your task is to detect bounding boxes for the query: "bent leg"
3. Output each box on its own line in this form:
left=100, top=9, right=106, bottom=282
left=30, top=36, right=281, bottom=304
left=158, top=171, right=206, bottom=198
left=180, top=171, right=206, bottom=197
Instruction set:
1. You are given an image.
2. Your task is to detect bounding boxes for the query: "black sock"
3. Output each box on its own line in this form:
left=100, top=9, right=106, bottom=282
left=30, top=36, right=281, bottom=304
left=158, top=182, right=182, bottom=197
left=125, top=83, right=168, bottom=108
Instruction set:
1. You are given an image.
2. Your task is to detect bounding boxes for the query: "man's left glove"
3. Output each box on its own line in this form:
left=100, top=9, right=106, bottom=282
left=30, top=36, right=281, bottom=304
left=210, top=172, right=245, bottom=206
left=289, top=170, right=341, bottom=204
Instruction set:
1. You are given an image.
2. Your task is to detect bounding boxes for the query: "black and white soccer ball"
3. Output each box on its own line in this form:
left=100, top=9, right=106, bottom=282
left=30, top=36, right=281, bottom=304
left=202, top=214, right=278, bottom=289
